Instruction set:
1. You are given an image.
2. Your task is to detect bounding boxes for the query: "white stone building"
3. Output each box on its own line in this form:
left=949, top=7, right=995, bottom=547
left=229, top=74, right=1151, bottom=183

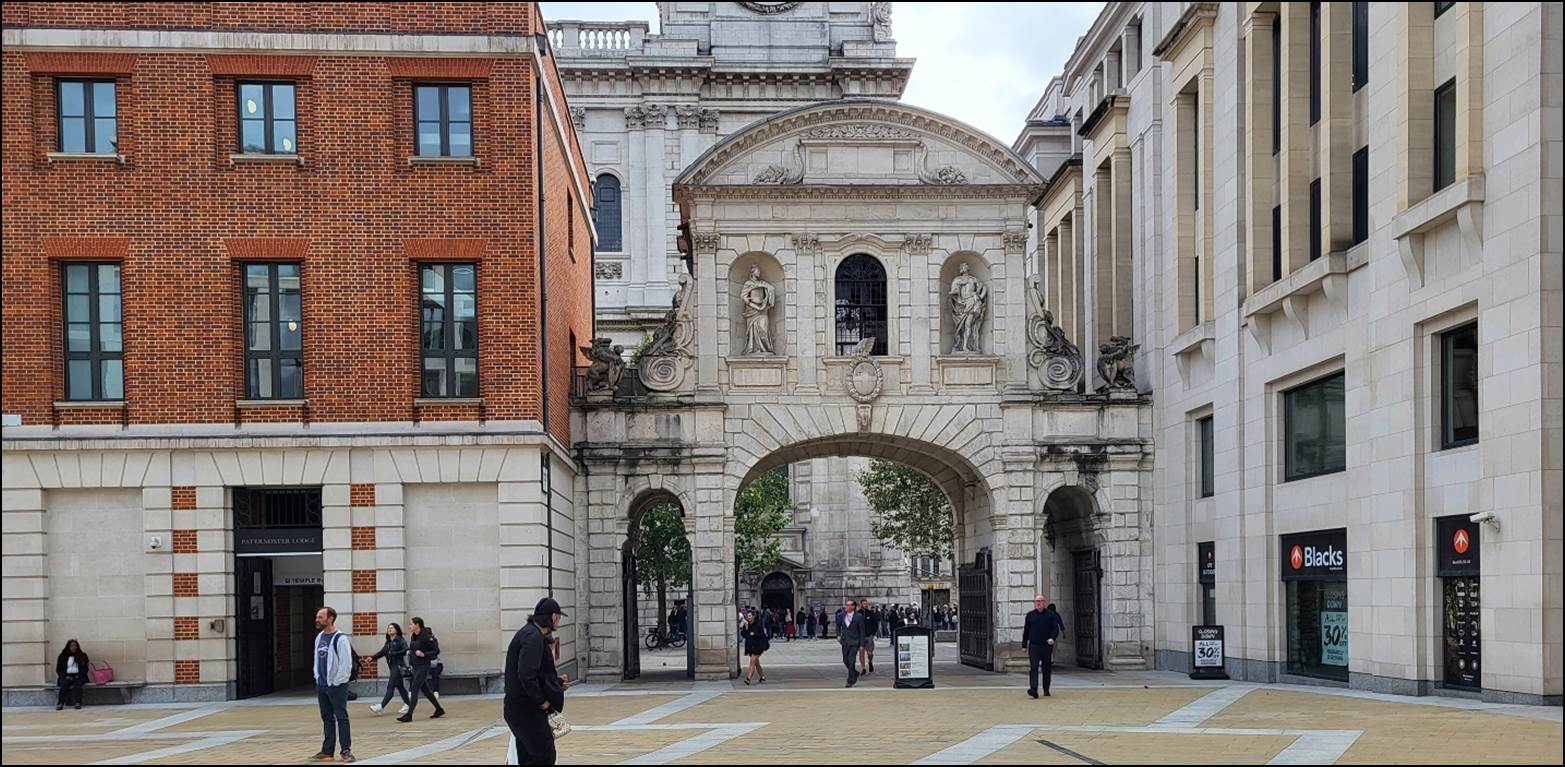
left=550, top=3, right=949, bottom=619
left=1016, top=1, right=1562, bottom=704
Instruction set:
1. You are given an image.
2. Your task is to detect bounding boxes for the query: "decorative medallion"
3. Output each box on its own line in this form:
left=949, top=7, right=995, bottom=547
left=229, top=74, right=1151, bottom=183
left=844, top=337, right=884, bottom=404
left=739, top=2, right=803, bottom=14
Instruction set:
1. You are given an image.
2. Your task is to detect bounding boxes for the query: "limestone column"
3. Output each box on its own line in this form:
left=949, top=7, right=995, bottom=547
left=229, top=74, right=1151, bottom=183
left=1092, top=164, right=1113, bottom=349
left=583, top=471, right=626, bottom=679
left=1001, top=228, right=1030, bottom=392
left=693, top=464, right=735, bottom=679
left=321, top=480, right=353, bottom=670
left=996, top=451, right=1040, bottom=671
left=1278, top=2, right=1313, bottom=275
left=907, top=235, right=935, bottom=392
left=497, top=450, right=548, bottom=674
left=694, top=233, right=721, bottom=391
left=623, top=106, right=648, bottom=303
left=1243, top=11, right=1277, bottom=294
left=793, top=233, right=821, bottom=393
left=642, top=104, right=671, bottom=309
left=1321, top=3, right=1355, bottom=254
left=1111, top=147, right=1133, bottom=338
left=1, top=484, right=48, bottom=688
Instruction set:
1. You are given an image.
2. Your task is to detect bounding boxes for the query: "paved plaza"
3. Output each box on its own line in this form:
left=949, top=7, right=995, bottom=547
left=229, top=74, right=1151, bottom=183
left=4, top=643, right=1559, bottom=766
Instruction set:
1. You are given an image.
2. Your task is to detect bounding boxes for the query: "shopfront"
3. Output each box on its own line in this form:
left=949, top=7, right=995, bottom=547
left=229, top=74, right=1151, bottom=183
left=1437, top=515, right=1481, bottom=690
left=1281, top=528, right=1348, bottom=681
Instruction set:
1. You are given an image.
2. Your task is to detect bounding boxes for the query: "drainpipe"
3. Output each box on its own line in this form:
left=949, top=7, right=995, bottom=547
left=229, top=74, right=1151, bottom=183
left=535, top=69, right=554, bottom=596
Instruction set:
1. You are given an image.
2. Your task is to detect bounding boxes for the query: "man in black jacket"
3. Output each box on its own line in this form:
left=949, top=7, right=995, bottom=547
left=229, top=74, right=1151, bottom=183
left=1022, top=596, right=1065, bottom=698
left=506, top=597, right=568, bottom=766
left=399, top=617, right=445, bottom=721
left=835, top=599, right=865, bottom=687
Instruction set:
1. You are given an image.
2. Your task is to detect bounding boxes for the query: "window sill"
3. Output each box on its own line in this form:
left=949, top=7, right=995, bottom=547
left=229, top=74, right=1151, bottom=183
left=47, top=152, right=127, bottom=165
left=236, top=399, right=307, bottom=408
left=1393, top=173, right=1484, bottom=288
left=228, top=153, right=304, bottom=166
left=1171, top=320, right=1215, bottom=385
left=414, top=397, right=484, bottom=406
left=408, top=156, right=481, bottom=167
left=53, top=400, right=125, bottom=409
left=1241, top=251, right=1347, bottom=353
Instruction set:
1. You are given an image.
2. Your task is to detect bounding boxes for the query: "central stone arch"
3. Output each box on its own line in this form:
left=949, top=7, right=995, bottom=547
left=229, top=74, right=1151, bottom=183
left=574, top=98, right=1154, bottom=682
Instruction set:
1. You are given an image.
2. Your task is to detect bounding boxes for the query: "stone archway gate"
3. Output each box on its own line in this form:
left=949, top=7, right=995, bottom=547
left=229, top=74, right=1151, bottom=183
left=571, top=100, right=1154, bottom=680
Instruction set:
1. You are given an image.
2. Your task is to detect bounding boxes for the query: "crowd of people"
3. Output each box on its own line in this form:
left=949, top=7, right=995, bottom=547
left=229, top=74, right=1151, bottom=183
left=731, top=600, right=957, bottom=646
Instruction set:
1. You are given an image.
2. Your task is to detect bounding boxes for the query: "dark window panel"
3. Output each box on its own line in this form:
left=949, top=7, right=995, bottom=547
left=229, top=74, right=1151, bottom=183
left=1283, top=371, right=1347, bottom=481
left=60, top=262, right=125, bottom=401
left=1309, top=178, right=1323, bottom=261
left=1352, top=146, right=1369, bottom=245
left=1441, top=322, right=1479, bottom=448
left=1434, top=79, right=1457, bottom=191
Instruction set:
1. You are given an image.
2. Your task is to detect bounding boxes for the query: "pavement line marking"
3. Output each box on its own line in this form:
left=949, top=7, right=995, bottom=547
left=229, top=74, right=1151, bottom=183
left=108, top=702, right=237, bottom=736
left=358, top=724, right=508, bottom=765
left=614, top=723, right=765, bottom=766
left=1267, top=730, right=1362, bottom=765
left=611, top=690, right=723, bottom=725
left=912, top=724, right=1036, bottom=765
left=1037, top=738, right=1106, bottom=765
left=89, top=730, right=262, bottom=765
left=1152, top=685, right=1254, bottom=727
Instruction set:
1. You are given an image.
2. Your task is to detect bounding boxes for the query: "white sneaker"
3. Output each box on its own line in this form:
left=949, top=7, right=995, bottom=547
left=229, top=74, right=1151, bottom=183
left=369, top=703, right=383, bottom=715
left=399, top=704, right=410, bottom=715
left=432, top=692, right=440, bottom=700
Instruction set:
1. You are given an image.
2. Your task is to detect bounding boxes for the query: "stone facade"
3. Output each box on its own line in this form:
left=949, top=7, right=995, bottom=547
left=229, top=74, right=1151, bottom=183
left=1016, top=2, right=1562, bottom=704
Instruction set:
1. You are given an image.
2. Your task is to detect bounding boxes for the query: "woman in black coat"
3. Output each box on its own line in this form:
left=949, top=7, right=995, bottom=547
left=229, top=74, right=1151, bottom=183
left=56, top=639, right=90, bottom=710
left=740, top=609, right=768, bottom=685
left=369, top=622, right=411, bottom=715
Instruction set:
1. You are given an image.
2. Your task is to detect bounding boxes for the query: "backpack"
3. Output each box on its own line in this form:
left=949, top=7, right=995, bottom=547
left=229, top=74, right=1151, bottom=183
left=347, top=637, right=361, bottom=682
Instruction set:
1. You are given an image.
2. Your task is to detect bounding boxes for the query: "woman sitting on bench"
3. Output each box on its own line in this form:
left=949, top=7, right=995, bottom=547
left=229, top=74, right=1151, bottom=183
left=56, top=639, right=90, bottom=710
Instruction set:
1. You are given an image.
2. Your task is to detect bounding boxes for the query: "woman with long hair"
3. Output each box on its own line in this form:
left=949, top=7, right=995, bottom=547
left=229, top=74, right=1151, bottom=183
left=368, top=622, right=411, bottom=715
left=740, top=609, right=768, bottom=684
left=55, top=639, right=90, bottom=710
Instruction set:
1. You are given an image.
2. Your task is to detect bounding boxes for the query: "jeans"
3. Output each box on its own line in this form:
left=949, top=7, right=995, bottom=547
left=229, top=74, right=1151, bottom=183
left=316, top=683, right=351, bottom=754
left=507, top=709, right=556, bottom=765
left=1028, top=643, right=1054, bottom=693
left=379, top=666, right=410, bottom=708
left=57, top=674, right=85, bottom=707
left=407, top=665, right=442, bottom=715
left=840, top=643, right=860, bottom=685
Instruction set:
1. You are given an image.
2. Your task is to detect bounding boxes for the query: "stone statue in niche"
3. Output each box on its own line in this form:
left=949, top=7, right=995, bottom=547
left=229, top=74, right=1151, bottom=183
left=581, top=337, right=625, bottom=394
left=739, top=264, right=778, bottom=355
left=1096, top=335, right=1139, bottom=392
left=948, top=262, right=988, bottom=354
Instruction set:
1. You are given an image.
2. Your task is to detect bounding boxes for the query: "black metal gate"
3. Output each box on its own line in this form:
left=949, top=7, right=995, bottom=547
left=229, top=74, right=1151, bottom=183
left=958, top=550, right=993, bottom=670
left=622, top=548, right=640, bottom=680
left=1073, top=549, right=1102, bottom=669
left=235, top=556, right=274, bottom=699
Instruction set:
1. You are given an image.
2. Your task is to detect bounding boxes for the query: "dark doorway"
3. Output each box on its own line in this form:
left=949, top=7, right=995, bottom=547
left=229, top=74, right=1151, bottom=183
left=958, top=549, right=994, bottom=670
left=236, top=556, right=274, bottom=699
left=233, top=487, right=323, bottom=699
left=1073, top=549, right=1103, bottom=669
left=623, top=546, right=640, bottom=680
left=760, top=572, right=795, bottom=612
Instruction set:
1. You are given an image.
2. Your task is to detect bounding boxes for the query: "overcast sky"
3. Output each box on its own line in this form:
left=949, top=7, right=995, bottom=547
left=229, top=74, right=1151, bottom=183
left=539, top=2, right=1102, bottom=143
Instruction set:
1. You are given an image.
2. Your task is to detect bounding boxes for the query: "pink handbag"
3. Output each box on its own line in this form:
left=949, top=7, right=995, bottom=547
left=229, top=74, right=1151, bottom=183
left=90, top=661, right=114, bottom=685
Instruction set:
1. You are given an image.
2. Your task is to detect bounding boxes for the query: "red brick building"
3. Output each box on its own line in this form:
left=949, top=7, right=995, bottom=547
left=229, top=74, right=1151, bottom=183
left=1, top=3, right=595, bottom=702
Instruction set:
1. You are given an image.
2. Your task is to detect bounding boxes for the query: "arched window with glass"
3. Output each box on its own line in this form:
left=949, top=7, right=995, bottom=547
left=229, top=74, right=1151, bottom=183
left=594, top=174, right=622, bottom=252
left=834, top=254, right=887, bottom=356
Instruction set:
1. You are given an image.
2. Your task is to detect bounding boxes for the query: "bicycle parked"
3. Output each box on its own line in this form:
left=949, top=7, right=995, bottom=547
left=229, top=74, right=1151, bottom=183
left=645, top=625, right=687, bottom=649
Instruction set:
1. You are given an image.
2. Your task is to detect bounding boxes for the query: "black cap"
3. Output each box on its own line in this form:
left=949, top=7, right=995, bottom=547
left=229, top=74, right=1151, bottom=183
left=534, top=597, right=566, bottom=619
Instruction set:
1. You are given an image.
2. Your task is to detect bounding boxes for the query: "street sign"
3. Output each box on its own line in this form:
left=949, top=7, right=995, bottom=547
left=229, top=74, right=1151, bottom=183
left=893, top=625, right=934, bottom=688
left=1189, top=625, right=1229, bottom=680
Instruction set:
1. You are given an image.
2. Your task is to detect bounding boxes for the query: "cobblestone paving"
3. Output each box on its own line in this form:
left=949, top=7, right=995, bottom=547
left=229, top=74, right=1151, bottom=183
left=3, top=666, right=1559, bottom=765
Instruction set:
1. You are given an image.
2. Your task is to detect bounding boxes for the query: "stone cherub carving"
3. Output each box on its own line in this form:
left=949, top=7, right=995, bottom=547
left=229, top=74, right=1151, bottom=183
left=581, top=337, right=625, bottom=394
left=1096, top=335, right=1140, bottom=392
left=739, top=264, right=778, bottom=355
left=948, top=262, right=988, bottom=354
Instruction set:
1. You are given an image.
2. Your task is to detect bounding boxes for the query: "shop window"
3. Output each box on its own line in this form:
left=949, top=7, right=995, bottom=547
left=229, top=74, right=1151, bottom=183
left=1286, top=579, right=1349, bottom=681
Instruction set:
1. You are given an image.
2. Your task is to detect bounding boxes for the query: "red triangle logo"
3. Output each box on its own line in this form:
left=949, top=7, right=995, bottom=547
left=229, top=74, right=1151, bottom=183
left=1453, top=528, right=1470, bottom=555
left=1290, top=545, right=1304, bottom=570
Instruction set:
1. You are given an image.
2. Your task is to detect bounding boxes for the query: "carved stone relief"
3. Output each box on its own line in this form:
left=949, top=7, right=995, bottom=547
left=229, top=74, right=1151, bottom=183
left=737, top=265, right=778, bottom=355
left=581, top=337, right=626, bottom=395
left=1027, top=275, right=1083, bottom=392
left=638, top=272, right=696, bottom=392
left=569, top=106, right=586, bottom=130
left=844, top=338, right=884, bottom=404
left=593, top=261, right=623, bottom=280
left=903, top=233, right=933, bottom=256
left=754, top=142, right=805, bottom=184
left=1096, top=336, right=1139, bottom=392
left=948, top=262, right=988, bottom=354
left=675, top=104, right=701, bottom=129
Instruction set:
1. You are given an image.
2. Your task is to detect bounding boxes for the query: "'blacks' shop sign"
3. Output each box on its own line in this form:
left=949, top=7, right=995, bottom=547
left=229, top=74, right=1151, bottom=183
left=1280, top=528, right=1347, bottom=580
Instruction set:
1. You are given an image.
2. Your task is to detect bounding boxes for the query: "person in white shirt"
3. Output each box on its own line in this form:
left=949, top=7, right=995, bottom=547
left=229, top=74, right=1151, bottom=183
left=55, top=639, right=90, bottom=710
left=311, top=606, right=355, bottom=763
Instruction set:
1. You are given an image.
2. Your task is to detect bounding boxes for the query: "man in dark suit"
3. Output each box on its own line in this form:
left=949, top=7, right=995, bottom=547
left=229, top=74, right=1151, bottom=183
left=505, top=598, right=568, bottom=765
left=1022, top=595, right=1064, bottom=698
left=835, top=598, right=864, bottom=687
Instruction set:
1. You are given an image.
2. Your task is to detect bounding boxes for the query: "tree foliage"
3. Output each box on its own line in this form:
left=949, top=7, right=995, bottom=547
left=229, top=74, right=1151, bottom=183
left=635, top=501, right=690, bottom=597
left=858, top=459, right=954, bottom=561
left=735, top=469, right=791, bottom=575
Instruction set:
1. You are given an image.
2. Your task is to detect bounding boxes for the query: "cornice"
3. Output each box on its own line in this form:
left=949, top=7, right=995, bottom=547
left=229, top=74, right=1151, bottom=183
left=1153, top=2, right=1219, bottom=60
left=674, top=183, right=1043, bottom=203
left=1079, top=93, right=1128, bottom=138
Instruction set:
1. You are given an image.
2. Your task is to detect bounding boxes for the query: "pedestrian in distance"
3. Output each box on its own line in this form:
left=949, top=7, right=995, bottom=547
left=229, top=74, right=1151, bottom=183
left=399, top=616, right=445, bottom=722
left=55, top=639, right=89, bottom=711
left=505, top=597, right=569, bottom=766
left=311, top=606, right=355, bottom=762
left=368, top=622, right=411, bottom=716
left=836, top=599, right=865, bottom=687
left=741, top=609, right=769, bottom=684
left=857, top=600, right=878, bottom=674
left=784, top=611, right=797, bottom=641
left=1022, top=596, right=1065, bottom=698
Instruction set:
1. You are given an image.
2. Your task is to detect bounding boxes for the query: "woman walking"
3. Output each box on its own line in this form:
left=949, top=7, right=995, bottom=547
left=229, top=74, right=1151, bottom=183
left=368, top=623, right=410, bottom=715
left=740, top=609, right=769, bottom=684
left=55, top=639, right=89, bottom=710
left=399, top=617, right=446, bottom=722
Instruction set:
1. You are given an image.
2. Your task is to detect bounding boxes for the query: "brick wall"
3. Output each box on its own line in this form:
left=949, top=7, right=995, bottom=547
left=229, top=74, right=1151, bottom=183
left=1, top=3, right=594, bottom=440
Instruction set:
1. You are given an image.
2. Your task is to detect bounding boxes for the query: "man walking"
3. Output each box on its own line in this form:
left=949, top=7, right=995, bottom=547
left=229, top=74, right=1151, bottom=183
left=1022, top=596, right=1064, bottom=698
left=836, top=598, right=864, bottom=687
left=506, top=598, right=569, bottom=766
left=857, top=600, right=879, bottom=674
left=311, top=606, right=355, bottom=762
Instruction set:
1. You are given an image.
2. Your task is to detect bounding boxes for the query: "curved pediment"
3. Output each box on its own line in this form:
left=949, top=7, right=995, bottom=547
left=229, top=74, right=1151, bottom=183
left=674, top=99, right=1046, bottom=189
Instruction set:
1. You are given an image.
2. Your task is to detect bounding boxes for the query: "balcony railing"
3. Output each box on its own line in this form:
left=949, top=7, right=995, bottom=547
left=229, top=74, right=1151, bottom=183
left=547, top=21, right=649, bottom=56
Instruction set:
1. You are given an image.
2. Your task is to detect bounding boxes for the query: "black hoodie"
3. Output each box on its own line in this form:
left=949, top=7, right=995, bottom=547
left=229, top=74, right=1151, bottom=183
left=56, top=647, right=90, bottom=679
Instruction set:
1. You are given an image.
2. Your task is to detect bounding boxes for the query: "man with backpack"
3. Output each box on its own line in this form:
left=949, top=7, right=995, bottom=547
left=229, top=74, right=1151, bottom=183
left=311, top=605, right=356, bottom=762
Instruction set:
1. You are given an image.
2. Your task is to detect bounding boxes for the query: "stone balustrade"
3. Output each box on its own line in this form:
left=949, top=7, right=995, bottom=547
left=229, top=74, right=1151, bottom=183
left=547, top=21, right=649, bottom=55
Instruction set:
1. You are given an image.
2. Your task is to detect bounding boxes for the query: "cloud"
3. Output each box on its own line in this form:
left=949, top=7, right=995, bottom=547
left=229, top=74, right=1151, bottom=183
left=539, top=2, right=1102, bottom=141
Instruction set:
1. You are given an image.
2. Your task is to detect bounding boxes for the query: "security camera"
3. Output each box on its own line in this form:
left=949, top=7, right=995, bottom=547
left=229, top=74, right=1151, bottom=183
left=1469, top=511, right=1496, bottom=525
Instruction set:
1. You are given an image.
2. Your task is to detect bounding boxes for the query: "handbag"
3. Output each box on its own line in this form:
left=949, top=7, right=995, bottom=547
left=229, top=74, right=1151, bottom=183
left=90, top=661, right=114, bottom=685
left=548, top=711, right=571, bottom=739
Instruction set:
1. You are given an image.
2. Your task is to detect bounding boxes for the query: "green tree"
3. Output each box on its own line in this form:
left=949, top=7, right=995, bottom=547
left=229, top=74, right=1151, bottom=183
left=628, top=333, right=654, bottom=366
left=634, top=501, right=690, bottom=634
left=858, top=459, right=954, bottom=561
left=735, top=469, right=791, bottom=575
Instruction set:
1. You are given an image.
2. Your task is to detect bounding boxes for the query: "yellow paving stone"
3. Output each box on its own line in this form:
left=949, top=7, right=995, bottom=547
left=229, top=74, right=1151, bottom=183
left=0, top=705, right=197, bottom=734
left=662, top=687, right=1212, bottom=727
left=974, top=731, right=1295, bottom=765
left=0, top=738, right=189, bottom=765
left=1206, top=690, right=1565, bottom=766
left=558, top=693, right=683, bottom=725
